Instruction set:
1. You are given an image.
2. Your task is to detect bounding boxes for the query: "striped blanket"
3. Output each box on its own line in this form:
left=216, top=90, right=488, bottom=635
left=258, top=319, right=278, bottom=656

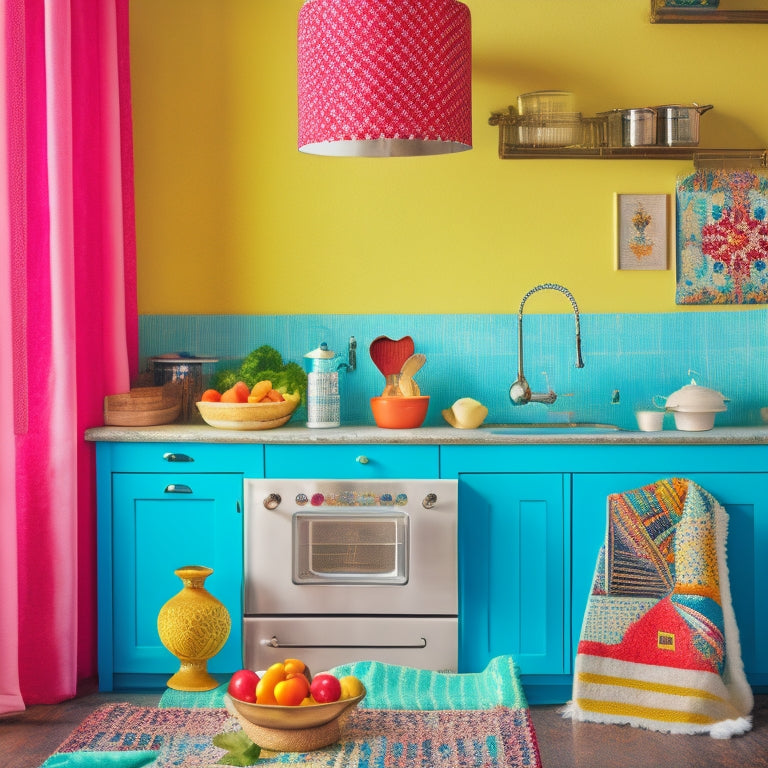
left=564, top=478, right=753, bottom=738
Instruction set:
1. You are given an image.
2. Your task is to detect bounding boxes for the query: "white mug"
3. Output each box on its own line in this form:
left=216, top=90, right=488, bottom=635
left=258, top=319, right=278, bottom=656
left=636, top=410, right=664, bottom=432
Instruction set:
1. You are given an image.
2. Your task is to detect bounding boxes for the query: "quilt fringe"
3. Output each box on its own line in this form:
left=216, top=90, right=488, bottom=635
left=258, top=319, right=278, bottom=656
left=561, top=700, right=752, bottom=738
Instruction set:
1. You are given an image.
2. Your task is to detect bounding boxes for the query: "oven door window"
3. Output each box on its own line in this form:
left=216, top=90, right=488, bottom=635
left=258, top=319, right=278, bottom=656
left=293, top=511, right=408, bottom=585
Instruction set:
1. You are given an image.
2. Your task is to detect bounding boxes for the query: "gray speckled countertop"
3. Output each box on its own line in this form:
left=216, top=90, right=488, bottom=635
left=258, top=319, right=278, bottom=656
left=84, top=423, right=768, bottom=445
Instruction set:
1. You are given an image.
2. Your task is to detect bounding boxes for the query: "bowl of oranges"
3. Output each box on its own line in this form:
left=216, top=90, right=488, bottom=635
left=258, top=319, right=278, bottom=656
left=196, top=380, right=300, bottom=430
left=225, top=658, right=366, bottom=751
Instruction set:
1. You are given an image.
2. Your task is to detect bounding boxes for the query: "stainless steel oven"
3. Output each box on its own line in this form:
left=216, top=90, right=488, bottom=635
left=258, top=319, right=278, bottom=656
left=243, top=478, right=458, bottom=673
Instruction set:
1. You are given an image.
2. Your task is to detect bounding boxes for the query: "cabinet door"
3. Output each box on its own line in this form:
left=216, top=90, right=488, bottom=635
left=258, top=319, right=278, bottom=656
left=571, top=472, right=768, bottom=684
left=111, top=473, right=243, bottom=676
left=459, top=473, right=568, bottom=676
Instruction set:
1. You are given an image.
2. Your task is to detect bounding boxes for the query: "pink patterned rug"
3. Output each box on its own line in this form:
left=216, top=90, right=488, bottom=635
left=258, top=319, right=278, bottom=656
left=50, top=701, right=541, bottom=767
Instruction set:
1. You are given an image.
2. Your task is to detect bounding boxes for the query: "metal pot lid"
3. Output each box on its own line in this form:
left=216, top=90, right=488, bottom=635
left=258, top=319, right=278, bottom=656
left=653, top=103, right=713, bottom=115
left=665, top=379, right=727, bottom=413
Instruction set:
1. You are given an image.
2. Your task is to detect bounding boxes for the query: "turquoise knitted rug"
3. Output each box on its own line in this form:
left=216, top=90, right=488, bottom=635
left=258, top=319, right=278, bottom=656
left=158, top=655, right=529, bottom=711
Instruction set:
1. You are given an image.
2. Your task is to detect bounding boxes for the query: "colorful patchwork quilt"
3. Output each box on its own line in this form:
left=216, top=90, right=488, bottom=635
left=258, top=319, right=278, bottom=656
left=564, top=478, right=753, bottom=738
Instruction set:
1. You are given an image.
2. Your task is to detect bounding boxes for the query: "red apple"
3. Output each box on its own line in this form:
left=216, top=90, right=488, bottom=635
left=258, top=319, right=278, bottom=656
left=227, top=668, right=260, bottom=703
left=309, top=673, right=341, bottom=703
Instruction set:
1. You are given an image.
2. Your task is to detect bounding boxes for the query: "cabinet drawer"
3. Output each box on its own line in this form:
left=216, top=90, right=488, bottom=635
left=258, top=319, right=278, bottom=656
left=264, top=444, right=439, bottom=478
left=100, top=441, right=262, bottom=474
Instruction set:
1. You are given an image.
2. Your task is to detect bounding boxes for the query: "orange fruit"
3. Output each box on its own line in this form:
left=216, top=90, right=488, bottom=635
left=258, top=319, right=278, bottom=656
left=255, top=663, right=285, bottom=705
left=283, top=658, right=306, bottom=676
left=274, top=675, right=310, bottom=706
left=200, top=389, right=221, bottom=402
left=233, top=381, right=250, bottom=402
left=221, top=381, right=250, bottom=403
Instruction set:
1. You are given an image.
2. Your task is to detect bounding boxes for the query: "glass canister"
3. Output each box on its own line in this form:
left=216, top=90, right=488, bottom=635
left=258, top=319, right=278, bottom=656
left=304, top=343, right=342, bottom=428
left=150, top=355, right=219, bottom=422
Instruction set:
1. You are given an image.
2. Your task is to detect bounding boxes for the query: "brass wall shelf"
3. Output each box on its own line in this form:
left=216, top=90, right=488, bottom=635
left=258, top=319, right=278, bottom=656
left=651, top=0, right=768, bottom=23
left=495, top=146, right=768, bottom=167
left=489, top=109, right=767, bottom=165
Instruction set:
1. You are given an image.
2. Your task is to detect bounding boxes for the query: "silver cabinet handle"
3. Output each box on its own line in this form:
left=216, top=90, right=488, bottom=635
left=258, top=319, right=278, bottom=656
left=163, top=452, right=194, bottom=463
left=356, top=455, right=369, bottom=464
left=165, top=484, right=193, bottom=494
left=261, top=635, right=427, bottom=649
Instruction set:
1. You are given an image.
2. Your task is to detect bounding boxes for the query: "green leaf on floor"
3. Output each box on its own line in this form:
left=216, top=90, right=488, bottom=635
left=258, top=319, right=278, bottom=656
left=213, top=731, right=262, bottom=766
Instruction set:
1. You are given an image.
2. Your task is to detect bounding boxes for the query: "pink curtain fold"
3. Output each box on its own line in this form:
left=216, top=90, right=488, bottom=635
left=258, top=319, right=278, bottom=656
left=1, top=0, right=137, bottom=712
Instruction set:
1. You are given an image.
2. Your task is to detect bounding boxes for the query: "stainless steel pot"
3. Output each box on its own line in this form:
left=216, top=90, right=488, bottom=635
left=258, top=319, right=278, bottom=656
left=654, top=104, right=713, bottom=147
left=601, top=108, right=657, bottom=148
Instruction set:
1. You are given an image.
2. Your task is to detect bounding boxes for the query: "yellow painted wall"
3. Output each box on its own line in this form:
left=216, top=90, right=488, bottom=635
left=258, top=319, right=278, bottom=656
left=129, top=0, right=768, bottom=315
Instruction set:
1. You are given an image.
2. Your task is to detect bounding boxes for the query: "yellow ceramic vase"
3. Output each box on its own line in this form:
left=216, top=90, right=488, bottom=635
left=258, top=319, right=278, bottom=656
left=157, top=565, right=231, bottom=691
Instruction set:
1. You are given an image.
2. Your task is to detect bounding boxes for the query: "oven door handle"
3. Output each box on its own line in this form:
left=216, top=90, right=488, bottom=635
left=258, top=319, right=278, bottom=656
left=261, top=635, right=428, bottom=649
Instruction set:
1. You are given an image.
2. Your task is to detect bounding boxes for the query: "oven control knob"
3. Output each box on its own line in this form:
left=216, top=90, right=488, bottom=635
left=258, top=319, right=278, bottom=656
left=422, top=493, right=438, bottom=509
left=263, top=493, right=281, bottom=510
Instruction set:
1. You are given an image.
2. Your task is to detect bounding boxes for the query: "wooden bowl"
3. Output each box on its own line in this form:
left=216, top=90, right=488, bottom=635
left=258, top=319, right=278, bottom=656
left=196, top=398, right=299, bottom=430
left=226, top=689, right=365, bottom=751
left=104, top=384, right=182, bottom=426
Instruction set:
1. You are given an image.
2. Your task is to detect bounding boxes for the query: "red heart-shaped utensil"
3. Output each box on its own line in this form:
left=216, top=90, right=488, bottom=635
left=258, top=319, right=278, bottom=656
left=369, top=335, right=415, bottom=376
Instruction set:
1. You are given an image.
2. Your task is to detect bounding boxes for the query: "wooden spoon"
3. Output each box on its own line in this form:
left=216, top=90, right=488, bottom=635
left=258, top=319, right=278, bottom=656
left=398, top=353, right=426, bottom=397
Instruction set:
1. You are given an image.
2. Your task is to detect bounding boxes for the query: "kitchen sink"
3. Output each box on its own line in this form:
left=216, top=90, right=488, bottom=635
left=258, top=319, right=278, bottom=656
left=482, top=422, right=624, bottom=434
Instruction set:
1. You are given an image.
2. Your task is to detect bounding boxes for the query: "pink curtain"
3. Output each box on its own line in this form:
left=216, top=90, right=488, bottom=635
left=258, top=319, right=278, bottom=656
left=1, top=0, right=137, bottom=712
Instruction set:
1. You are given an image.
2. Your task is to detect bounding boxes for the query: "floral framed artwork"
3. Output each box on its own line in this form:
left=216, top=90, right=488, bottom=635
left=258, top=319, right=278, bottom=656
left=676, top=168, right=768, bottom=305
left=615, top=194, right=668, bottom=271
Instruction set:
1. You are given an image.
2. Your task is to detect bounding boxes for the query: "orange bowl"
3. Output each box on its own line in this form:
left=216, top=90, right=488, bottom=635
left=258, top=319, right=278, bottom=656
left=370, top=396, right=429, bottom=429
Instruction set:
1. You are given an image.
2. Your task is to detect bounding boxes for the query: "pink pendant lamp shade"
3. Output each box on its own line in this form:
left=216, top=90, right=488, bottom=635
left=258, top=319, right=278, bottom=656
left=298, top=0, right=472, bottom=157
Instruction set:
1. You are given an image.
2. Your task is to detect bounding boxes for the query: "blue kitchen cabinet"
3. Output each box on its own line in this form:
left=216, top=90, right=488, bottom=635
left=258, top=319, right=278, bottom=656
left=442, top=443, right=768, bottom=703
left=95, top=441, right=260, bottom=691
left=459, top=473, right=569, bottom=678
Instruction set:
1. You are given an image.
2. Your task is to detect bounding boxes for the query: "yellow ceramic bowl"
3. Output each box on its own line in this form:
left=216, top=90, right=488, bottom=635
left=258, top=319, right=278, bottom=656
left=196, top=398, right=299, bottom=430
left=227, top=688, right=365, bottom=730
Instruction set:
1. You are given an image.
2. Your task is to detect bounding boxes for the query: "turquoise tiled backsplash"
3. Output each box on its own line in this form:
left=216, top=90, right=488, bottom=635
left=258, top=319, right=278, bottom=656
left=139, top=312, right=768, bottom=429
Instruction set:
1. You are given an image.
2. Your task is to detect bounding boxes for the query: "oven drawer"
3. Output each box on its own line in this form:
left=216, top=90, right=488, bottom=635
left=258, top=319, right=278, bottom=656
left=244, top=616, right=457, bottom=673
left=264, top=444, right=439, bottom=479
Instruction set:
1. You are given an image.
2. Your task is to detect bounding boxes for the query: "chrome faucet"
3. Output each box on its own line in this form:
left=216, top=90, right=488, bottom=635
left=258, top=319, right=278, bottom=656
left=509, top=282, right=585, bottom=405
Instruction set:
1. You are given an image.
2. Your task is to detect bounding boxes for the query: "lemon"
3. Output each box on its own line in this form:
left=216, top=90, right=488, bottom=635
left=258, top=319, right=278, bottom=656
left=339, top=675, right=365, bottom=700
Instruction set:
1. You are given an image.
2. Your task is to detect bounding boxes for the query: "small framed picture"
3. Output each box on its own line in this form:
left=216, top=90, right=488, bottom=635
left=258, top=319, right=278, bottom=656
left=615, top=193, right=669, bottom=271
